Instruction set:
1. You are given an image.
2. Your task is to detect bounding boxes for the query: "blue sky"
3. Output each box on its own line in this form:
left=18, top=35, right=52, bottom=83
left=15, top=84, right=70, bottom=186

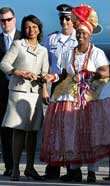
left=0, top=0, right=110, bottom=43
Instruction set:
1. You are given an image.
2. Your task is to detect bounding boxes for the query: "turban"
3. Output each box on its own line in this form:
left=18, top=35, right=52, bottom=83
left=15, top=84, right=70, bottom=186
left=72, top=4, right=98, bottom=34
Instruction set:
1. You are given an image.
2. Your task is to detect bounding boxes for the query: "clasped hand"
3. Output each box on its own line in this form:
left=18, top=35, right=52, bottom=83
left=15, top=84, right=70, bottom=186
left=13, top=69, right=37, bottom=80
left=44, top=74, right=56, bottom=82
left=44, top=73, right=80, bottom=83
left=73, top=73, right=80, bottom=83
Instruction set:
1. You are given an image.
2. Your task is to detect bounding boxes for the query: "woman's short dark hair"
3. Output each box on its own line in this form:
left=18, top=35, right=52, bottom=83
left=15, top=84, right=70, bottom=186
left=21, top=15, right=43, bottom=43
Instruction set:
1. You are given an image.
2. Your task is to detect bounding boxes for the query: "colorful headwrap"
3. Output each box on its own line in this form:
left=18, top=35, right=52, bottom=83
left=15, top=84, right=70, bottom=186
left=71, top=4, right=98, bottom=34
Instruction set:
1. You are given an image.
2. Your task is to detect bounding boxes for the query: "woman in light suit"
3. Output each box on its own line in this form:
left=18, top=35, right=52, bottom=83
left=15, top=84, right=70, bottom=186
left=0, top=15, right=49, bottom=181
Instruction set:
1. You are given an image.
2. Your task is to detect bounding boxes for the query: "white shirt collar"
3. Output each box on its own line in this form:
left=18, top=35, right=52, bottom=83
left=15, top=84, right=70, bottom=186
left=3, top=27, right=16, bottom=40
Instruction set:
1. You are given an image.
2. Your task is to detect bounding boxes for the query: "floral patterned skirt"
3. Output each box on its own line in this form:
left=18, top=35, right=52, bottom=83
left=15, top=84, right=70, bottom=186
left=40, top=98, right=110, bottom=166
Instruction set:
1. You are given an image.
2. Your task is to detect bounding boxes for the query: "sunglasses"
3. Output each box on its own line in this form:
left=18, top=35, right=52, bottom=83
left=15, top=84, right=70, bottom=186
left=60, top=16, right=71, bottom=22
left=0, top=17, right=14, bottom=23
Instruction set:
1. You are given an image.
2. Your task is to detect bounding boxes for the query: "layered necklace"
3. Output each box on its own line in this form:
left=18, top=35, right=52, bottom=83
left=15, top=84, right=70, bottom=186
left=72, top=43, right=93, bottom=73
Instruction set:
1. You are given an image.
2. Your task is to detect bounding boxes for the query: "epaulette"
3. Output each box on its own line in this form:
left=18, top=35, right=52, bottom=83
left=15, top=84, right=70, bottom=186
left=48, top=31, right=60, bottom=36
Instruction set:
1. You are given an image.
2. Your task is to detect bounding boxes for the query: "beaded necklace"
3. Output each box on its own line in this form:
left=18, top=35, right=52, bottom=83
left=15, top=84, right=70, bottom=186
left=72, top=44, right=93, bottom=73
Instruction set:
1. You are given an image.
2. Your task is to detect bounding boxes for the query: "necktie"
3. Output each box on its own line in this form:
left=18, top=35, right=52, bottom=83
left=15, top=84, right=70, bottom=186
left=6, top=35, right=12, bottom=50
left=5, top=35, right=12, bottom=81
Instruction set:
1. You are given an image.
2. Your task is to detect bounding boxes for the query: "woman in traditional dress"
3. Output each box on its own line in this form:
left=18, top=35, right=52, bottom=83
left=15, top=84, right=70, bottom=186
left=40, top=5, right=110, bottom=183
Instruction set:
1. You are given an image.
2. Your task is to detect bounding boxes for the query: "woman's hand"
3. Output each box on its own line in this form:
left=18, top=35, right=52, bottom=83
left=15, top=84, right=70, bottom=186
left=12, top=69, right=37, bottom=80
left=42, top=83, right=49, bottom=105
left=73, top=73, right=80, bottom=83
left=95, top=65, right=109, bottom=79
left=44, top=74, right=56, bottom=82
left=24, top=71, right=37, bottom=80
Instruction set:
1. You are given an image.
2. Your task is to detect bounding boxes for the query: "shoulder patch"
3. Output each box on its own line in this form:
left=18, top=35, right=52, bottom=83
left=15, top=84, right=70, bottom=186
left=48, top=31, right=59, bottom=36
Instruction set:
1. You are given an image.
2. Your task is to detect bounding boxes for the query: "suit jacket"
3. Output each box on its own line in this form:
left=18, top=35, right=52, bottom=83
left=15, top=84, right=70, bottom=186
left=0, top=39, right=49, bottom=93
left=0, top=30, right=21, bottom=79
left=0, top=30, right=21, bottom=124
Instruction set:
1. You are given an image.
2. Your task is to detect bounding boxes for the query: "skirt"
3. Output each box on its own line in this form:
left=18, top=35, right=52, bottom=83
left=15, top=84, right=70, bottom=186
left=40, top=98, right=110, bottom=166
left=2, top=90, right=44, bottom=131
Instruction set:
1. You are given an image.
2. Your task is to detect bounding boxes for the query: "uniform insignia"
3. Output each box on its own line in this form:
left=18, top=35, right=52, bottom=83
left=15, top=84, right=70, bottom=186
left=48, top=31, right=59, bottom=36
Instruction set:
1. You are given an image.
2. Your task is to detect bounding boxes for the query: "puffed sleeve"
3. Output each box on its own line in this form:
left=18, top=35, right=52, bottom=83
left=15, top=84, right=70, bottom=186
left=94, top=48, right=110, bottom=69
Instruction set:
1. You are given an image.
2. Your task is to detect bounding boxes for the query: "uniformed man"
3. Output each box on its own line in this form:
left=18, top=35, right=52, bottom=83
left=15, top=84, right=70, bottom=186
left=43, top=3, right=78, bottom=180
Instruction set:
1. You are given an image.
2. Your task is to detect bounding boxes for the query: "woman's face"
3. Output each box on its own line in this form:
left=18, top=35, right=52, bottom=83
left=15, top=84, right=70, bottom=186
left=24, top=21, right=40, bottom=39
left=76, top=29, right=91, bottom=45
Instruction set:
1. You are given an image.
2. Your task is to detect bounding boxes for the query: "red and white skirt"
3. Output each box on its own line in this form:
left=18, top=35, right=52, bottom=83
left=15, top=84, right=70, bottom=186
left=40, top=98, right=110, bottom=166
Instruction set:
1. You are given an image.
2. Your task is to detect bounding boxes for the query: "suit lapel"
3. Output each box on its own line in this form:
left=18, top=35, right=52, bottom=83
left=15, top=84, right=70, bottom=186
left=27, top=44, right=42, bottom=56
left=0, top=30, right=21, bottom=61
left=22, top=39, right=42, bottom=56
left=0, top=33, right=6, bottom=53
left=14, top=30, right=21, bottom=40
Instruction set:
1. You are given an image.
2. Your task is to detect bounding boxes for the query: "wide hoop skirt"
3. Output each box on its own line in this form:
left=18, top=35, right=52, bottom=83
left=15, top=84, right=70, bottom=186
left=40, top=99, right=110, bottom=166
